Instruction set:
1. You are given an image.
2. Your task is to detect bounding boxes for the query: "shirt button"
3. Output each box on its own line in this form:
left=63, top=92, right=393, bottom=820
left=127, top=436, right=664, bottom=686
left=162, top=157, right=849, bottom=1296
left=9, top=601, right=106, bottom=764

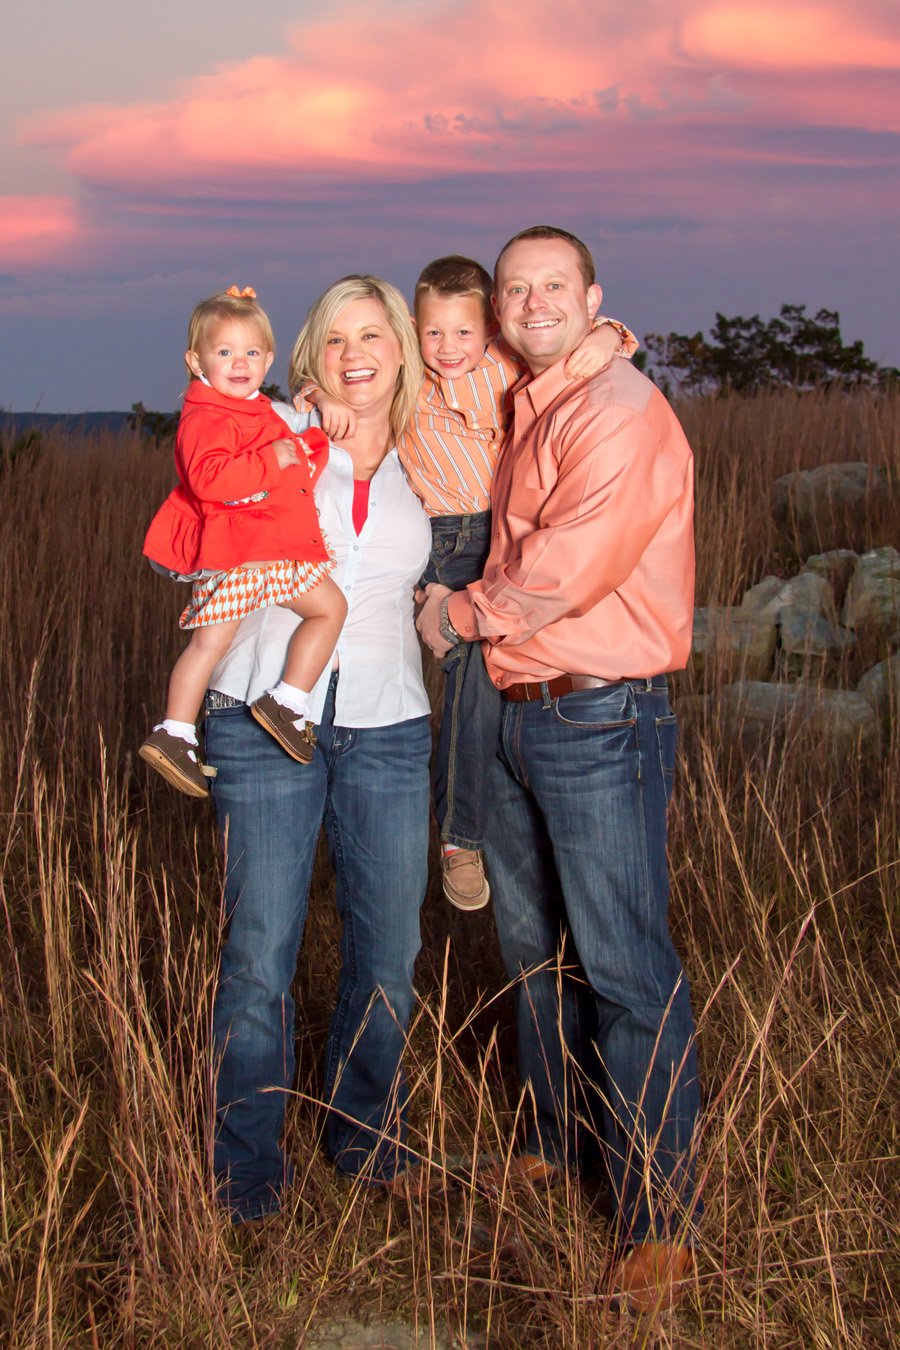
left=352, top=545, right=359, bottom=551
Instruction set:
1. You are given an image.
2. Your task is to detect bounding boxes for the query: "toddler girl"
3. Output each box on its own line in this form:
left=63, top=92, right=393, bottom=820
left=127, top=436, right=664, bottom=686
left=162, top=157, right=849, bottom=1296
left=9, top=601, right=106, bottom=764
left=140, top=286, right=347, bottom=796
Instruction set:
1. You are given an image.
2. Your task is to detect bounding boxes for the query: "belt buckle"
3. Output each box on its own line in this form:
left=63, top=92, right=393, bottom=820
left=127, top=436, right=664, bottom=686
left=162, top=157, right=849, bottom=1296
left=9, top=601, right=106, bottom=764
left=205, top=689, right=244, bottom=711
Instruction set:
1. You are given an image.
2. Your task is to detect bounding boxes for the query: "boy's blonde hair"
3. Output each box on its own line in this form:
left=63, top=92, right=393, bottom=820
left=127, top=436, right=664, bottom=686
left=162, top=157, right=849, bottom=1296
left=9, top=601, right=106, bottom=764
left=413, top=255, right=493, bottom=326
left=289, top=275, right=424, bottom=447
left=185, top=290, right=275, bottom=379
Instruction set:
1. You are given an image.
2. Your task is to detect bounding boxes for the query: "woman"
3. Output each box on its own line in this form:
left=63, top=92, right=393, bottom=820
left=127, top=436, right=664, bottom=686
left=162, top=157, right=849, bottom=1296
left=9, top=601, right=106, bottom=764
left=204, top=276, right=432, bottom=1223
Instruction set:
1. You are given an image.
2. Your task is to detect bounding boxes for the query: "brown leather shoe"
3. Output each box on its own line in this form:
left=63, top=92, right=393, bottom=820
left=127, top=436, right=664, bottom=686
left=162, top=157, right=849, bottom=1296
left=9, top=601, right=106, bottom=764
left=362, top=1166, right=444, bottom=1202
left=233, top=1212, right=285, bottom=1252
left=441, top=849, right=490, bottom=911
left=250, top=693, right=317, bottom=763
left=139, top=727, right=214, bottom=797
left=478, top=1152, right=562, bottom=1190
left=610, top=1242, right=694, bottom=1312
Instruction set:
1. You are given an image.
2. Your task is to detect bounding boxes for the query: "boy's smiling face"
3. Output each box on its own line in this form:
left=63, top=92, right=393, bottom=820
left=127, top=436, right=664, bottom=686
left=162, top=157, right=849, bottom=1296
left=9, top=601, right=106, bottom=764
left=416, top=293, right=492, bottom=380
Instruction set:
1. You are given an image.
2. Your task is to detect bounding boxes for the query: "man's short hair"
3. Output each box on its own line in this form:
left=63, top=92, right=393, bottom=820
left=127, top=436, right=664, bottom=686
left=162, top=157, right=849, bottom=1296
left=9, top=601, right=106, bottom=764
left=494, top=226, right=595, bottom=292
left=414, top=255, right=494, bottom=325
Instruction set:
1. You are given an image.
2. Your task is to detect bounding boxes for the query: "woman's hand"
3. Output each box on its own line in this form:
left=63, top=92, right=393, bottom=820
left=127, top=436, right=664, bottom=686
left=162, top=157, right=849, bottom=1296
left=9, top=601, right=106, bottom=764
left=272, top=438, right=302, bottom=470
left=564, top=321, right=622, bottom=381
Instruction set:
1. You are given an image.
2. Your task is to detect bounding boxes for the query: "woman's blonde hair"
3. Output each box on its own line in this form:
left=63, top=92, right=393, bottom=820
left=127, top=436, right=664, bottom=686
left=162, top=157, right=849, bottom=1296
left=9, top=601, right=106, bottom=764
left=289, top=275, right=423, bottom=446
left=185, top=291, right=275, bottom=379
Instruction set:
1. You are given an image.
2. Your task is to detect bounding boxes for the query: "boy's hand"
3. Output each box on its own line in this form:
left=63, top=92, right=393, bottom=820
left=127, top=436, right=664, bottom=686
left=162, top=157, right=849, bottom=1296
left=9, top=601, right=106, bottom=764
left=564, top=321, right=622, bottom=381
left=295, top=388, right=357, bottom=440
left=317, top=396, right=358, bottom=441
left=273, top=438, right=302, bottom=470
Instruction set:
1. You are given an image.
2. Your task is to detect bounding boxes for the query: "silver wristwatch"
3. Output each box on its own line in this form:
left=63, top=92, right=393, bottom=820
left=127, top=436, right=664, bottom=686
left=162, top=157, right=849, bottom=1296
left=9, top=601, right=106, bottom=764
left=439, top=596, right=462, bottom=645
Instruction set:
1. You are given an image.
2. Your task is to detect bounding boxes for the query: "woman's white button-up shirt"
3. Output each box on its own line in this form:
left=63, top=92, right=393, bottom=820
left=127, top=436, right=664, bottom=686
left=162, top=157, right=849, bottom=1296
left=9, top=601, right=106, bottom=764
left=208, top=407, right=432, bottom=728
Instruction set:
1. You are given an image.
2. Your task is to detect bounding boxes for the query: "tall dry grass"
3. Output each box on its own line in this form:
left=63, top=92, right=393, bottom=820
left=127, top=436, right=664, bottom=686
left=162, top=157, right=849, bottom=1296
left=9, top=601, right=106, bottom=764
left=0, top=392, right=898, bottom=1348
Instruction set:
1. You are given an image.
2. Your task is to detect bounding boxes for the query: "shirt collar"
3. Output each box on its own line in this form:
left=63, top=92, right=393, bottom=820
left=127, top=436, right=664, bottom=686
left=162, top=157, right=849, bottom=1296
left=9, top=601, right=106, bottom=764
left=198, top=372, right=259, bottom=400
left=517, top=358, right=576, bottom=416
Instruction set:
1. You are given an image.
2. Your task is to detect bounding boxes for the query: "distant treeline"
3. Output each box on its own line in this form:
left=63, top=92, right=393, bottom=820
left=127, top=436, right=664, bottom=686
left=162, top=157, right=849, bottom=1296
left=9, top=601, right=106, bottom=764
left=0, top=411, right=150, bottom=435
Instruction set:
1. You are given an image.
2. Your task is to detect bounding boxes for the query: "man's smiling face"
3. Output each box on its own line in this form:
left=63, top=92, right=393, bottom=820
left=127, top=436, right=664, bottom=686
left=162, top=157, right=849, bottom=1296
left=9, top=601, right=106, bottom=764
left=493, top=237, right=602, bottom=375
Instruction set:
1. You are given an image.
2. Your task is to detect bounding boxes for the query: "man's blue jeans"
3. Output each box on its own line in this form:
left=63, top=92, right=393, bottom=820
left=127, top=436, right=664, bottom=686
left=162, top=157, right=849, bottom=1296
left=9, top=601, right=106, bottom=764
left=485, top=677, right=701, bottom=1245
left=206, top=677, right=431, bottom=1221
left=422, top=511, right=501, bottom=850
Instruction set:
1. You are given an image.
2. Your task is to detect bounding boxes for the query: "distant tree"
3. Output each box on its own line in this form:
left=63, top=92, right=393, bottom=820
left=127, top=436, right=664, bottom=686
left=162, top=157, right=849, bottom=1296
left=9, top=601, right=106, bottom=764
left=127, top=402, right=180, bottom=444
left=261, top=381, right=288, bottom=403
left=644, top=305, right=899, bottom=396
left=0, top=426, right=41, bottom=472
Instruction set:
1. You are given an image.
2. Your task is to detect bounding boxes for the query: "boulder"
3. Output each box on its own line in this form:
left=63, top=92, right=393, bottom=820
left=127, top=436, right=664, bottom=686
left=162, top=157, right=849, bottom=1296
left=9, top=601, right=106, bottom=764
left=740, top=576, right=784, bottom=613
left=801, top=550, right=859, bottom=609
left=841, top=546, right=900, bottom=636
left=720, top=680, right=878, bottom=753
left=857, top=653, right=900, bottom=720
left=778, top=610, right=854, bottom=680
left=758, top=572, right=835, bottom=622
left=691, top=607, right=777, bottom=681
left=772, top=462, right=888, bottom=554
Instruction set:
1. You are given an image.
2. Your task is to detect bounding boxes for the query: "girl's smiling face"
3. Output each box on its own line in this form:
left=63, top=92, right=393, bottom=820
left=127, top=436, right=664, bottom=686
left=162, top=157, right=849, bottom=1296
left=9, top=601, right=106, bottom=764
left=322, top=298, right=403, bottom=418
left=186, top=319, right=274, bottom=399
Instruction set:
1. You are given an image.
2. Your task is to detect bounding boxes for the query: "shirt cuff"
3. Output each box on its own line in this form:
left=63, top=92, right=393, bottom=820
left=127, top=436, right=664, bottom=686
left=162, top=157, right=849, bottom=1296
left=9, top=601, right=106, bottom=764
left=447, top=590, right=480, bottom=641
left=593, top=315, right=639, bottom=359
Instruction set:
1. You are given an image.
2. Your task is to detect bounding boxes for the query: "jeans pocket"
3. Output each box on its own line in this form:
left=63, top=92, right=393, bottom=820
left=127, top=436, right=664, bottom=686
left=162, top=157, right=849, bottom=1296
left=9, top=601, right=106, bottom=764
left=552, top=682, right=636, bottom=730
left=655, top=714, right=678, bottom=805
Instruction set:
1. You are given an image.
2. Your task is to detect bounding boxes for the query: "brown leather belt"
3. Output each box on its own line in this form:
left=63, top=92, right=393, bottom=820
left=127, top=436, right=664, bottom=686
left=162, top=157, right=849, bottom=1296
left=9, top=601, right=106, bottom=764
left=501, top=674, right=617, bottom=703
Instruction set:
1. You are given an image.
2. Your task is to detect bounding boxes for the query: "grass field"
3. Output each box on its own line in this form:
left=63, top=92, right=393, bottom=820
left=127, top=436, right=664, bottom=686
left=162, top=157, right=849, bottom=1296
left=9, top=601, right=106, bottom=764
left=1, top=389, right=898, bottom=1348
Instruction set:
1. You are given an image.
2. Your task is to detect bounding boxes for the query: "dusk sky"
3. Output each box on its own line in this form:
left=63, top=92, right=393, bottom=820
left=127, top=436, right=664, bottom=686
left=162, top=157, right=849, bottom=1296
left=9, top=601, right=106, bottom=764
left=2, top=0, right=898, bottom=411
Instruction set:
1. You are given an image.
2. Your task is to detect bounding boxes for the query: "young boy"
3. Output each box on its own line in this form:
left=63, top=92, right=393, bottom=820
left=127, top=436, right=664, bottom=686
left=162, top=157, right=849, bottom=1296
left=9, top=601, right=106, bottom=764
left=302, top=256, right=636, bottom=911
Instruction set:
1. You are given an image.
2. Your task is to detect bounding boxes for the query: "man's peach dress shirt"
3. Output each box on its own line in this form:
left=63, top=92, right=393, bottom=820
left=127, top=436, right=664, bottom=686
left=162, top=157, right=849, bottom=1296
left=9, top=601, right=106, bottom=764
left=446, top=356, right=695, bottom=688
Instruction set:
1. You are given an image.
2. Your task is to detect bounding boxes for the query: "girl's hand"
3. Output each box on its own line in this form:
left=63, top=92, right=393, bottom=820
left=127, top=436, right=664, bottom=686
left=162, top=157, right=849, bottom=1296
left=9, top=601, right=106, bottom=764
left=273, top=438, right=302, bottom=470
left=315, top=395, right=357, bottom=441
left=564, top=322, right=622, bottom=381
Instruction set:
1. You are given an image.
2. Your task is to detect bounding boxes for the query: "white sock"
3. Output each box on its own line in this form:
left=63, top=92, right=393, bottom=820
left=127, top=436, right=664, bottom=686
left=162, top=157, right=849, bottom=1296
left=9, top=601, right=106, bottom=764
left=442, top=844, right=461, bottom=857
left=268, top=681, right=312, bottom=725
left=157, top=719, right=198, bottom=746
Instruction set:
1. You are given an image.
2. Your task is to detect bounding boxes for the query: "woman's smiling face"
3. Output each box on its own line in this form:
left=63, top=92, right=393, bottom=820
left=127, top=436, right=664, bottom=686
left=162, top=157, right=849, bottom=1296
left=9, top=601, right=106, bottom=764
left=322, top=297, right=403, bottom=417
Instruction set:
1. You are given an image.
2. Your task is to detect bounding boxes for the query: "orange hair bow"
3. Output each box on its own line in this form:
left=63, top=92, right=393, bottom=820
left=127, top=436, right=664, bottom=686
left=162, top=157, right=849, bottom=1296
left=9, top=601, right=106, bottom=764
left=226, top=285, right=257, bottom=299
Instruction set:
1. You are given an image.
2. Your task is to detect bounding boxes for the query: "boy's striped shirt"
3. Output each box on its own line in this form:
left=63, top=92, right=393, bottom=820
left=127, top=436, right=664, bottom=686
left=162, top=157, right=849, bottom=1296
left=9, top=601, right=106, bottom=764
left=398, top=321, right=638, bottom=517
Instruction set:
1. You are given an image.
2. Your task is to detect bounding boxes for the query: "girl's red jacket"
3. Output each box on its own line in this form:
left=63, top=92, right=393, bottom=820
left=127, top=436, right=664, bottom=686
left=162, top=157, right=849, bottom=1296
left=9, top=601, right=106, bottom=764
left=143, top=382, right=330, bottom=575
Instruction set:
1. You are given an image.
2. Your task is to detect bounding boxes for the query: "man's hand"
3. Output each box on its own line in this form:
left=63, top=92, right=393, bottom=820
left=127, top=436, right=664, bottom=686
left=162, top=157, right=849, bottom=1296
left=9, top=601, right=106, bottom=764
left=564, top=321, right=621, bottom=381
left=415, top=581, right=453, bottom=657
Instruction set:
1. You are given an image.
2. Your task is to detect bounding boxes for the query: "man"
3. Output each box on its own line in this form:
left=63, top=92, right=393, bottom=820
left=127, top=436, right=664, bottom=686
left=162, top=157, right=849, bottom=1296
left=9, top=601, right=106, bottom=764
left=417, top=226, right=701, bottom=1308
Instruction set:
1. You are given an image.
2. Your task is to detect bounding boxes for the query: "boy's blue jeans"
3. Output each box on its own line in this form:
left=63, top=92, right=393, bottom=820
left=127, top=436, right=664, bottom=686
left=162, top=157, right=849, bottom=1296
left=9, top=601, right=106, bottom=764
left=421, top=511, right=501, bottom=852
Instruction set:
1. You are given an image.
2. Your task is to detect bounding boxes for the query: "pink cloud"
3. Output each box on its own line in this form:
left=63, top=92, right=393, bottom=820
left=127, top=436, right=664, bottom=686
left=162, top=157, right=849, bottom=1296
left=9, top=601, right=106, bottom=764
left=682, top=3, right=900, bottom=70
left=0, top=196, right=79, bottom=264
left=4, top=0, right=896, bottom=284
left=20, top=0, right=896, bottom=199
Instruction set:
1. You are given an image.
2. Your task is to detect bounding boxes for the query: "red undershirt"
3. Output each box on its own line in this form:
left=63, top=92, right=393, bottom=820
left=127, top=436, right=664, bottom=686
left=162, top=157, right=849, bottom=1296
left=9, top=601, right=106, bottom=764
left=352, top=480, right=370, bottom=536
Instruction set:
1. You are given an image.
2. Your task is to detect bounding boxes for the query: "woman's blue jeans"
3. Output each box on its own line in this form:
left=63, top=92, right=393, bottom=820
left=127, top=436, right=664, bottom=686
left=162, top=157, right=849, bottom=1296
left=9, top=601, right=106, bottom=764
left=422, top=511, right=502, bottom=850
left=206, top=677, right=431, bottom=1221
left=485, top=677, right=702, bottom=1245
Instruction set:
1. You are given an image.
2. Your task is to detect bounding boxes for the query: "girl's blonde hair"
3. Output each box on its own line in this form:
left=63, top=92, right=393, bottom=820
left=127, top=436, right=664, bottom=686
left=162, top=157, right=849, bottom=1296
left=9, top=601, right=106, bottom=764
left=288, top=275, right=423, bottom=446
left=185, top=291, right=275, bottom=379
